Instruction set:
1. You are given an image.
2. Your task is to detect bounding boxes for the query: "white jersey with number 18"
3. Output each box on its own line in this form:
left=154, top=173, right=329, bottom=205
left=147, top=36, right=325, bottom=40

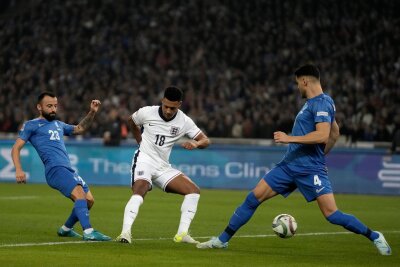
left=131, top=105, right=202, bottom=166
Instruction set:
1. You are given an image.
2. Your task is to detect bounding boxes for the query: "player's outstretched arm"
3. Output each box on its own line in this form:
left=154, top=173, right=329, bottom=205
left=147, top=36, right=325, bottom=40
left=73, top=100, right=101, bottom=135
left=181, top=132, right=210, bottom=150
left=11, top=138, right=27, bottom=184
left=324, top=120, right=340, bottom=155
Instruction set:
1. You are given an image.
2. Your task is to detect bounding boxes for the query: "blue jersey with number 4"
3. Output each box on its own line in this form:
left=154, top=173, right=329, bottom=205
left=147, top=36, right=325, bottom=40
left=18, top=118, right=74, bottom=175
left=278, top=93, right=335, bottom=173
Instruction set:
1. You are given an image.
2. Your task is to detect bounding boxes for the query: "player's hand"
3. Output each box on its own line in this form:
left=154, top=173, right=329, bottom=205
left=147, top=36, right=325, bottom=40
left=274, top=131, right=290, bottom=144
left=15, top=169, right=27, bottom=184
left=181, top=140, right=198, bottom=150
left=90, top=100, right=101, bottom=113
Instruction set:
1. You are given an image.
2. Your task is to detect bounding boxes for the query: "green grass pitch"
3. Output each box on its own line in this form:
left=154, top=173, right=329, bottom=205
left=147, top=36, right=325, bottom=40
left=0, top=183, right=399, bottom=266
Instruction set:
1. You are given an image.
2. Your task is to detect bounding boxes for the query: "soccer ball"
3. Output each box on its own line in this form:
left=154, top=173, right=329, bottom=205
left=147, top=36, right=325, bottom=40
left=272, top=214, right=297, bottom=238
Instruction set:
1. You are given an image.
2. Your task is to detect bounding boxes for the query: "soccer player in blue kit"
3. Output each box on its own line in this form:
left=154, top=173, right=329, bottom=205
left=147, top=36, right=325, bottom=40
left=197, top=64, right=392, bottom=255
left=11, top=92, right=111, bottom=241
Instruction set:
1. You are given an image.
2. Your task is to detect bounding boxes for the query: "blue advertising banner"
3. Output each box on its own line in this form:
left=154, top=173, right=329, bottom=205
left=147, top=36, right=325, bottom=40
left=1, top=141, right=399, bottom=195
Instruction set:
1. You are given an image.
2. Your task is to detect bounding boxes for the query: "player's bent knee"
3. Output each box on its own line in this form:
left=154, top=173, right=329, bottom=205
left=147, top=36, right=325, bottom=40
left=70, top=185, right=86, bottom=201
left=181, top=183, right=200, bottom=195
left=132, top=180, right=150, bottom=197
left=191, top=185, right=200, bottom=194
left=323, top=208, right=338, bottom=219
left=253, top=179, right=277, bottom=202
left=87, top=198, right=94, bottom=209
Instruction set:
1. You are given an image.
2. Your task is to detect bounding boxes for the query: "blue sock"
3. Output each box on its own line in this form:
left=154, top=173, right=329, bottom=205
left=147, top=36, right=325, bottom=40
left=65, top=201, right=91, bottom=228
left=219, top=192, right=261, bottom=243
left=64, top=209, right=79, bottom=229
left=327, top=210, right=378, bottom=241
left=74, top=199, right=92, bottom=230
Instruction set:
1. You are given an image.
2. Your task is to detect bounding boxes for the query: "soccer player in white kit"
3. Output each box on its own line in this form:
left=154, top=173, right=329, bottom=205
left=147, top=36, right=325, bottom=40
left=116, top=86, right=210, bottom=244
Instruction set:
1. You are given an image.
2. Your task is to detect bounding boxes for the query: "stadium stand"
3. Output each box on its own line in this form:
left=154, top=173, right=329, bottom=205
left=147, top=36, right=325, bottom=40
left=0, top=0, right=399, bottom=143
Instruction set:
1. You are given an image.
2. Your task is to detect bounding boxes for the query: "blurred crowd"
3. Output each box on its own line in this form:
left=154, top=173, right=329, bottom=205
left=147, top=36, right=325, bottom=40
left=1, top=0, right=399, bottom=145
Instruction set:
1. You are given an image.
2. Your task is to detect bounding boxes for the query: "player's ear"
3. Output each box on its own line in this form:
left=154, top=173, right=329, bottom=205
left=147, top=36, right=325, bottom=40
left=37, top=103, right=42, bottom=111
left=302, top=77, right=308, bottom=86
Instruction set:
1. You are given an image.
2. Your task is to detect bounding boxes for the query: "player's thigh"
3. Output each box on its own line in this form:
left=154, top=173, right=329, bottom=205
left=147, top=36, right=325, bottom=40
left=164, top=173, right=200, bottom=195
left=295, top=172, right=333, bottom=202
left=263, top=166, right=296, bottom=198
left=46, top=167, right=89, bottom=199
left=131, top=161, right=153, bottom=196
left=153, top=166, right=199, bottom=194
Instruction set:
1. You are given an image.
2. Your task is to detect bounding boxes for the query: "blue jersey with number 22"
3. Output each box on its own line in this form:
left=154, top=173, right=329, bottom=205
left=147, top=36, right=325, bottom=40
left=18, top=119, right=74, bottom=175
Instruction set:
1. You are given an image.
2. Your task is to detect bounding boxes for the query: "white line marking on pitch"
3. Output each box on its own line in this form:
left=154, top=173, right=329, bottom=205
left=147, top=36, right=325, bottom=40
left=0, top=196, right=38, bottom=200
left=1, top=230, right=399, bottom=248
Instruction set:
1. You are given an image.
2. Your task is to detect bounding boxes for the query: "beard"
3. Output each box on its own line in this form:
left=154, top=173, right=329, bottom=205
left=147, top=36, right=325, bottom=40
left=42, top=112, right=57, bottom=121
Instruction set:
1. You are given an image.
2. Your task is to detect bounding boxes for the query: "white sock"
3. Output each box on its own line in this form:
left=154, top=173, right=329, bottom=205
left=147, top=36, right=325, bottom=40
left=61, top=225, right=71, bottom=231
left=177, top=193, right=200, bottom=235
left=84, top=228, right=94, bottom=234
left=122, top=194, right=144, bottom=234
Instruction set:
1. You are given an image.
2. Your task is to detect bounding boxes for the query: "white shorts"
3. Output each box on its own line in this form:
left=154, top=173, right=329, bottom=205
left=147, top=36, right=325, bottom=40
left=130, top=152, right=181, bottom=191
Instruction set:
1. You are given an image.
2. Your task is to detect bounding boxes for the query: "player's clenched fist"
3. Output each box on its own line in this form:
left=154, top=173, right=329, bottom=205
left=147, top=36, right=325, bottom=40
left=274, top=131, right=290, bottom=144
left=181, top=140, right=199, bottom=150
left=15, top=169, right=26, bottom=184
left=90, top=100, right=101, bottom=112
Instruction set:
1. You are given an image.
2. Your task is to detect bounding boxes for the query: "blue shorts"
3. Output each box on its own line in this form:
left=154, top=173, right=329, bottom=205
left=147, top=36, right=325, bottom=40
left=46, top=166, right=89, bottom=198
left=263, top=164, right=333, bottom=202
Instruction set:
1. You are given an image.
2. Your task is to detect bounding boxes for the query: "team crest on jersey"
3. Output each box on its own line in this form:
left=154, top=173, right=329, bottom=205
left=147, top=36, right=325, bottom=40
left=170, top=126, right=180, bottom=136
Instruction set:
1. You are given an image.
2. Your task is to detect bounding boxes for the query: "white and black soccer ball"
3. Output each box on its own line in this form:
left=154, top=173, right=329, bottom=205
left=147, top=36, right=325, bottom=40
left=272, top=214, right=297, bottom=238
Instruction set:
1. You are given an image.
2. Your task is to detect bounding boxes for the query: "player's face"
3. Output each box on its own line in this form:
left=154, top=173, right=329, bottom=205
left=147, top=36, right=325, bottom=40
left=161, top=98, right=181, bottom=119
left=37, top=96, right=58, bottom=121
left=295, top=77, right=307, bottom=98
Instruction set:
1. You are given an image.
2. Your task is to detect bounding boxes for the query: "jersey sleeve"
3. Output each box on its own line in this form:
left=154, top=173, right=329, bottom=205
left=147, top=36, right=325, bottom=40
left=61, top=121, right=75, bottom=136
left=131, top=106, right=151, bottom=126
left=312, top=98, right=335, bottom=124
left=184, top=115, right=202, bottom=139
left=18, top=121, right=35, bottom=142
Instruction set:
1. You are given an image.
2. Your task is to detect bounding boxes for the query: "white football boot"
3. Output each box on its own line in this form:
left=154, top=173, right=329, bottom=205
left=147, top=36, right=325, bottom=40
left=196, top=237, right=228, bottom=249
left=373, top=231, right=392, bottom=255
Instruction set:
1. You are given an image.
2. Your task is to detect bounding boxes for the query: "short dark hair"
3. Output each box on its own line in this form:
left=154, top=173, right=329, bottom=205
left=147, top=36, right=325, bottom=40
left=294, top=64, right=320, bottom=80
left=38, top=91, right=56, bottom=103
left=164, top=86, right=183, bottom=101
